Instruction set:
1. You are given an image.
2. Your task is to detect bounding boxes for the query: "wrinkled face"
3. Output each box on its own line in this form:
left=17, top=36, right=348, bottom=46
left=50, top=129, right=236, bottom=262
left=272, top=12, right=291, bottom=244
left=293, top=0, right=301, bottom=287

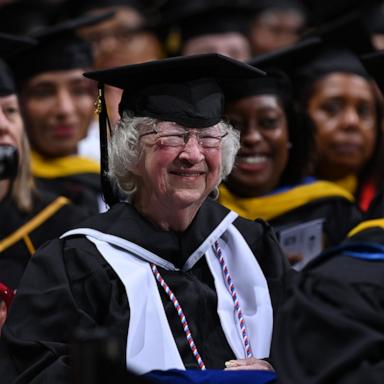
left=308, top=73, right=377, bottom=178
left=183, top=32, right=251, bottom=61
left=0, top=94, right=24, bottom=155
left=249, top=9, right=305, bottom=54
left=20, top=69, right=96, bottom=158
left=225, top=95, right=289, bottom=196
left=133, top=121, right=223, bottom=210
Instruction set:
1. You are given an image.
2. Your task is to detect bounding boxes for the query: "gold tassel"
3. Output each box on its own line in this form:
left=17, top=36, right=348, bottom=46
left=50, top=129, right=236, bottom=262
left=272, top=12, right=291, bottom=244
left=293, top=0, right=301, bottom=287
left=94, top=88, right=103, bottom=115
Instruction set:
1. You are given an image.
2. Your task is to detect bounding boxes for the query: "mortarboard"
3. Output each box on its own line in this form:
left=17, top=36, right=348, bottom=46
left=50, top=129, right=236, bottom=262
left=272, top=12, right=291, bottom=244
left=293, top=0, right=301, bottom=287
left=360, top=50, right=384, bottom=95
left=291, top=12, right=374, bottom=91
left=0, top=1, right=51, bottom=35
left=159, top=0, right=255, bottom=44
left=83, top=53, right=265, bottom=205
left=221, top=70, right=293, bottom=106
left=74, top=0, right=146, bottom=14
left=10, top=12, right=113, bottom=84
left=249, top=36, right=321, bottom=72
left=0, top=33, right=36, bottom=96
left=363, top=2, right=384, bottom=34
left=250, top=0, right=307, bottom=15
left=250, top=12, right=375, bottom=98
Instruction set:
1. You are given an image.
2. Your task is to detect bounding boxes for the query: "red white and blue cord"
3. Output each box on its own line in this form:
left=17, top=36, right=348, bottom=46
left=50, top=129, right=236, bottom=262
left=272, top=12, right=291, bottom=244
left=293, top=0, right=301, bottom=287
left=151, top=263, right=206, bottom=370
left=151, top=240, right=253, bottom=370
left=214, top=240, right=253, bottom=358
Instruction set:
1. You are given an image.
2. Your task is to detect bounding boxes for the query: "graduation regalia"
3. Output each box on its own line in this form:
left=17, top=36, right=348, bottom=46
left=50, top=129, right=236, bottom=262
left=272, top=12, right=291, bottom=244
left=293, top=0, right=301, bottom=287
left=0, top=199, right=291, bottom=382
left=0, top=190, right=88, bottom=290
left=31, top=151, right=102, bottom=214
left=219, top=178, right=362, bottom=268
left=272, top=219, right=384, bottom=384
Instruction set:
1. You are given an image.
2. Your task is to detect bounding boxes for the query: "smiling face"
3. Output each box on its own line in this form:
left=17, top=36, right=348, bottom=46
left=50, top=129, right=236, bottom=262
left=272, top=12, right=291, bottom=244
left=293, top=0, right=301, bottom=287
left=225, top=94, right=289, bottom=197
left=308, top=73, right=377, bottom=180
left=133, top=122, right=223, bottom=212
left=20, top=69, right=96, bottom=158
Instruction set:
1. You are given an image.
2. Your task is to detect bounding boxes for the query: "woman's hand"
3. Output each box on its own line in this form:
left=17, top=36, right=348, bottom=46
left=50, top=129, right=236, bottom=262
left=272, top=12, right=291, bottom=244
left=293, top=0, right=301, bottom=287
left=224, top=357, right=275, bottom=371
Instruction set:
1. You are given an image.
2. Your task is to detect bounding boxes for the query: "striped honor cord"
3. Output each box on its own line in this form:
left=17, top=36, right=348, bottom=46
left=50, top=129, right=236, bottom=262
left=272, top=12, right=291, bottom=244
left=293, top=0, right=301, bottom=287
left=151, top=264, right=206, bottom=370
left=214, top=240, right=253, bottom=358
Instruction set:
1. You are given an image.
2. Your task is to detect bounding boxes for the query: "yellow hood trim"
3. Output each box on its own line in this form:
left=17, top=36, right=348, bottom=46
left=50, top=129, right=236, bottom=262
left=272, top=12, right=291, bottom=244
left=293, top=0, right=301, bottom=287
left=218, top=180, right=354, bottom=221
left=348, top=218, right=384, bottom=237
left=31, top=151, right=100, bottom=178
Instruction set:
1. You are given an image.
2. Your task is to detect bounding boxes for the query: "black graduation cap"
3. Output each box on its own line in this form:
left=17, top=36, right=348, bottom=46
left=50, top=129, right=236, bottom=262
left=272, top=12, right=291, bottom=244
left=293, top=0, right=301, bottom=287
left=11, top=12, right=113, bottom=84
left=250, top=12, right=374, bottom=98
left=83, top=53, right=265, bottom=206
left=292, top=12, right=374, bottom=90
left=304, top=0, right=380, bottom=27
left=0, top=1, right=51, bottom=35
left=160, top=0, right=254, bottom=44
left=249, top=36, right=322, bottom=74
left=361, top=50, right=384, bottom=94
left=250, top=0, right=307, bottom=15
left=0, top=33, right=36, bottom=96
left=363, top=2, right=384, bottom=34
left=74, top=0, right=146, bottom=14
left=221, top=70, right=293, bottom=107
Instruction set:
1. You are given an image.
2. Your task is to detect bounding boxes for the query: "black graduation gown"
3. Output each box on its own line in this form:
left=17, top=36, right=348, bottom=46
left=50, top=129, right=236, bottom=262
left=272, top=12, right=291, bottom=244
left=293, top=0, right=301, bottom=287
left=31, top=151, right=102, bottom=215
left=0, top=199, right=292, bottom=383
left=272, top=225, right=384, bottom=384
left=35, top=173, right=101, bottom=215
left=269, top=195, right=362, bottom=247
left=0, top=190, right=89, bottom=290
left=219, top=180, right=363, bottom=267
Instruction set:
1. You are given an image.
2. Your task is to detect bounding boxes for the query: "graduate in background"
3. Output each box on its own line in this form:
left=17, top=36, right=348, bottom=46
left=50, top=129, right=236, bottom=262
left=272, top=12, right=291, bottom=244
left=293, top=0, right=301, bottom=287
left=247, top=0, right=308, bottom=55
left=0, top=33, right=88, bottom=332
left=271, top=206, right=384, bottom=384
left=219, top=38, right=362, bottom=269
left=0, top=54, right=290, bottom=382
left=286, top=14, right=383, bottom=211
left=75, top=0, right=164, bottom=155
left=271, top=53, right=384, bottom=377
left=158, top=0, right=253, bottom=62
left=10, top=15, right=107, bottom=214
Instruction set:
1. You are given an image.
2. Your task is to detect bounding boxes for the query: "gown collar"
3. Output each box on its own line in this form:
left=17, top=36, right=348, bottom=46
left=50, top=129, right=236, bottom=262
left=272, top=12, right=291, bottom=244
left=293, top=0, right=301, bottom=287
left=74, top=198, right=235, bottom=269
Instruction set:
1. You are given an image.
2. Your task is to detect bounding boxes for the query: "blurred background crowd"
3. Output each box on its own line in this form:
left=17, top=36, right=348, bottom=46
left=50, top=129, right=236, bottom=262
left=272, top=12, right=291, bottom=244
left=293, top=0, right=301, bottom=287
left=1, top=1, right=384, bottom=382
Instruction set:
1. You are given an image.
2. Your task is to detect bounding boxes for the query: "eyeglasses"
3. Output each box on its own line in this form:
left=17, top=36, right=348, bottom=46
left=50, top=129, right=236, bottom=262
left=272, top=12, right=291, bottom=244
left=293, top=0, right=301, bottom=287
left=139, top=122, right=228, bottom=149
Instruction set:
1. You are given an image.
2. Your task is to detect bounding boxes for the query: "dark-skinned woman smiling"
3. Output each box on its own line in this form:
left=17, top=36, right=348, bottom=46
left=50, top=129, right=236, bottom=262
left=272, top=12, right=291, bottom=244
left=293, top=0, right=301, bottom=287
left=218, top=38, right=362, bottom=269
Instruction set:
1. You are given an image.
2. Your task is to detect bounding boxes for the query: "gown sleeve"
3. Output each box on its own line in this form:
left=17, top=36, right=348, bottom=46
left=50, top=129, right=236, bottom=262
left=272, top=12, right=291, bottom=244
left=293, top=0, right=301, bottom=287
left=0, top=236, right=129, bottom=384
left=272, top=253, right=384, bottom=384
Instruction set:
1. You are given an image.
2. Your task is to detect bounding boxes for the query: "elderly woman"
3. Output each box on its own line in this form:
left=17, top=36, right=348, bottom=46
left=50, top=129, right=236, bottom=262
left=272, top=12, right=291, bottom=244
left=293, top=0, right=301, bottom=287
left=0, top=54, right=290, bottom=382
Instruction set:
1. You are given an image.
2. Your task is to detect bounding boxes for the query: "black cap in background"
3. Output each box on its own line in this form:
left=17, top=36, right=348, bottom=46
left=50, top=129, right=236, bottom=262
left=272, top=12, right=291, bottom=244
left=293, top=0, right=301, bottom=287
left=157, top=0, right=257, bottom=54
left=222, top=69, right=293, bottom=106
left=0, top=33, right=36, bottom=96
left=249, top=36, right=321, bottom=73
left=72, top=0, right=147, bottom=14
left=10, top=12, right=113, bottom=84
left=165, top=0, right=254, bottom=41
left=249, top=12, right=375, bottom=98
left=0, top=1, right=52, bottom=35
left=361, top=50, right=384, bottom=94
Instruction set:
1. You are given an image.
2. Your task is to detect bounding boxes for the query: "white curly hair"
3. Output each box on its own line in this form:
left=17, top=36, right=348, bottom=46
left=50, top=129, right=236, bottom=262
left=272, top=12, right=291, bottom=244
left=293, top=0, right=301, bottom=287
left=108, top=113, right=240, bottom=196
